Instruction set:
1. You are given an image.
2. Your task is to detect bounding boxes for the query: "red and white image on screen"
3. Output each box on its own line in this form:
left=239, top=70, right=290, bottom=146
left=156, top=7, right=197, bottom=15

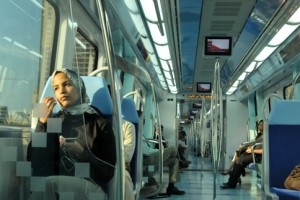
left=198, top=83, right=210, bottom=92
left=207, top=39, right=229, bottom=53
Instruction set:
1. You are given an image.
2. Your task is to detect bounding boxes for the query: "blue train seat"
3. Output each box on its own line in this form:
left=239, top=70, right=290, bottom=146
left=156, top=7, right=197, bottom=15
left=121, top=97, right=139, bottom=189
left=39, top=76, right=113, bottom=118
left=264, top=100, right=300, bottom=199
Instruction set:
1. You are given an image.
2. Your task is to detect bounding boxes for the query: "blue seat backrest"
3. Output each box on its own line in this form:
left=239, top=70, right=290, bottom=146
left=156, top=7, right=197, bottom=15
left=268, top=100, right=300, bottom=189
left=121, top=97, right=139, bottom=187
left=39, top=76, right=113, bottom=118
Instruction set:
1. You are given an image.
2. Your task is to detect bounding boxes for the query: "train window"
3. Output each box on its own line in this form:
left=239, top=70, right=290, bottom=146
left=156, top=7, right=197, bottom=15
left=0, top=1, right=56, bottom=127
left=72, top=30, right=97, bottom=75
left=284, top=84, right=293, bottom=99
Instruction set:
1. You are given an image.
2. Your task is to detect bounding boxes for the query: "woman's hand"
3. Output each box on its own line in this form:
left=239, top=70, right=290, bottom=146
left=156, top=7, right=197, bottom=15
left=59, top=136, right=84, bottom=158
left=40, top=96, right=57, bottom=123
left=246, top=147, right=252, bottom=154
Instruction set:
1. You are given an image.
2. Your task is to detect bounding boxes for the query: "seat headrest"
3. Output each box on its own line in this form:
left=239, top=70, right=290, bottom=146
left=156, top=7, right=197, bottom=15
left=269, top=100, right=300, bottom=125
left=121, top=97, right=138, bottom=124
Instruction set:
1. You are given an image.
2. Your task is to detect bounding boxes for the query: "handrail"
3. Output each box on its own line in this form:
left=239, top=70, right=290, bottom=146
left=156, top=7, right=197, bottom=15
left=88, top=66, right=108, bottom=76
left=210, top=59, right=224, bottom=200
left=251, top=142, right=262, bottom=165
left=152, top=81, right=164, bottom=197
left=96, top=1, right=124, bottom=199
left=288, top=72, right=300, bottom=100
left=262, top=93, right=282, bottom=120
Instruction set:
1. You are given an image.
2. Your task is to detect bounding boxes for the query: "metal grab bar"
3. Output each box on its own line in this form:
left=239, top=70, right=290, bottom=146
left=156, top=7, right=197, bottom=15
left=288, top=72, right=300, bottom=100
left=210, top=59, right=224, bottom=200
left=96, top=1, right=124, bottom=199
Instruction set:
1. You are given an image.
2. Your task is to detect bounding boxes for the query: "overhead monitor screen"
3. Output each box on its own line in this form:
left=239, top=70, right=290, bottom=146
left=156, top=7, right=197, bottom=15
left=205, top=37, right=232, bottom=56
left=196, top=82, right=211, bottom=93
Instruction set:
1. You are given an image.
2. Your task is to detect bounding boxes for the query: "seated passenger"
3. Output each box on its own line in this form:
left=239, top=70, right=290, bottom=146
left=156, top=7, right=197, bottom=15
left=143, top=124, right=185, bottom=195
left=153, top=125, right=168, bottom=148
left=122, top=119, right=136, bottom=200
left=178, top=130, right=191, bottom=168
left=27, top=69, right=116, bottom=199
left=220, top=120, right=263, bottom=189
left=221, top=119, right=263, bottom=175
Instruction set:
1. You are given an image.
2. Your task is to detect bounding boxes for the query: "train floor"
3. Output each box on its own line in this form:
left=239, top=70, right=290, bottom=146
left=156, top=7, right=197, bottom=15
left=140, top=155, right=262, bottom=200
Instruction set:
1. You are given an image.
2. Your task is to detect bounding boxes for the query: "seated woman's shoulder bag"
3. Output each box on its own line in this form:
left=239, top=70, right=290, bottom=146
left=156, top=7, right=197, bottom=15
left=284, top=165, right=300, bottom=190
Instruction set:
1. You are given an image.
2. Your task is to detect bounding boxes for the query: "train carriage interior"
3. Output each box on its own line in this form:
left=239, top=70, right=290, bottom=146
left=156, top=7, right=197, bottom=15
left=0, top=0, right=300, bottom=199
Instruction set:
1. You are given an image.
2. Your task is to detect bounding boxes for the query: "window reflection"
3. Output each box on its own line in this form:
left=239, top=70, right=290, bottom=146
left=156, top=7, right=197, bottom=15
left=72, top=31, right=97, bottom=76
left=0, top=0, right=55, bottom=127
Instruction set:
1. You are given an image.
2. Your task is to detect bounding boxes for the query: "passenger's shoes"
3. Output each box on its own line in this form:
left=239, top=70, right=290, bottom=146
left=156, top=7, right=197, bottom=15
left=166, top=186, right=185, bottom=195
left=147, top=177, right=158, bottom=186
left=220, top=183, right=236, bottom=189
left=186, top=160, right=192, bottom=164
left=237, top=177, right=242, bottom=185
left=220, top=169, right=230, bottom=175
left=242, top=168, right=246, bottom=177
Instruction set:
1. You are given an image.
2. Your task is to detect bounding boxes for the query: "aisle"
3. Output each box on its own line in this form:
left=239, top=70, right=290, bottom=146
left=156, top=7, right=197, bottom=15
left=140, top=156, right=262, bottom=200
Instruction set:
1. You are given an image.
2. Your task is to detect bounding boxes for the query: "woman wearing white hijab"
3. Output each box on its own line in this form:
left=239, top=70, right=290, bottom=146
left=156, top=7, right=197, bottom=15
left=27, top=69, right=116, bottom=200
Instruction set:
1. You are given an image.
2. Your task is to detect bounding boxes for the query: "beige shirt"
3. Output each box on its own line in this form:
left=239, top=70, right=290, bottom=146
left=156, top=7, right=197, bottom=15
left=122, top=120, right=136, bottom=163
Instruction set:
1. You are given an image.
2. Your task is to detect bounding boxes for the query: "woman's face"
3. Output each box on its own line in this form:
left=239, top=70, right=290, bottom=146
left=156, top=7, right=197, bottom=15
left=258, top=122, right=263, bottom=132
left=52, top=72, right=80, bottom=108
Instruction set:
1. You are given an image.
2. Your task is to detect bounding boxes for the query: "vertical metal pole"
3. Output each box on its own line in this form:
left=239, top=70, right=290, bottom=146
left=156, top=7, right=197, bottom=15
left=95, top=1, right=124, bottom=200
left=151, top=82, right=164, bottom=196
left=210, top=58, right=223, bottom=200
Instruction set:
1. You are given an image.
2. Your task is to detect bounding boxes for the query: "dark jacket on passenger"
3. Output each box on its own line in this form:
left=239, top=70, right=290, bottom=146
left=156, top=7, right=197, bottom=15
left=27, top=110, right=116, bottom=187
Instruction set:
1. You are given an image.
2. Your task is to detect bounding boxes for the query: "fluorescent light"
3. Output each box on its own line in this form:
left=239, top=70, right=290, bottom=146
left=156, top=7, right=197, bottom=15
left=157, top=74, right=167, bottom=89
left=288, top=7, right=300, bottom=23
left=268, top=24, right=299, bottom=46
left=254, top=46, right=277, bottom=61
left=155, top=44, right=171, bottom=60
left=228, top=87, right=237, bottom=92
left=168, top=60, right=174, bottom=71
left=238, top=72, right=247, bottom=81
left=164, top=70, right=172, bottom=79
left=161, top=60, right=170, bottom=71
left=128, top=13, right=147, bottom=36
left=124, top=0, right=139, bottom=11
left=166, top=79, right=173, bottom=85
left=153, top=65, right=162, bottom=74
left=226, top=87, right=237, bottom=95
left=169, top=85, right=178, bottom=94
left=171, top=70, right=175, bottom=81
left=140, top=0, right=163, bottom=21
left=232, top=80, right=239, bottom=87
left=256, top=61, right=263, bottom=68
left=150, top=56, right=159, bottom=65
left=245, top=62, right=256, bottom=73
left=161, top=82, right=167, bottom=89
left=157, top=74, right=165, bottom=81
left=147, top=22, right=167, bottom=44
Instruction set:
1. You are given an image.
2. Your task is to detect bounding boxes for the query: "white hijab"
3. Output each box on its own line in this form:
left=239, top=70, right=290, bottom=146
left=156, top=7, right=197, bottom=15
left=52, top=69, right=97, bottom=115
